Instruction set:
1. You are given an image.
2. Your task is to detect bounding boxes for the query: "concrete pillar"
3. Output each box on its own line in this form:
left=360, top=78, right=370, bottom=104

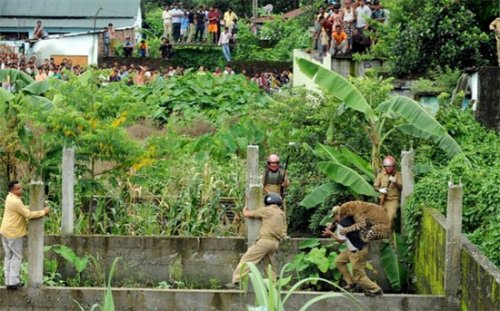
left=444, top=183, right=463, bottom=299
left=246, top=145, right=263, bottom=246
left=400, top=149, right=415, bottom=233
left=28, top=180, right=45, bottom=288
left=61, top=147, right=75, bottom=235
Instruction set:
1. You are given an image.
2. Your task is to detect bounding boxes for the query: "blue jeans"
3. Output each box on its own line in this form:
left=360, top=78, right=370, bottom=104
left=222, top=44, right=231, bottom=62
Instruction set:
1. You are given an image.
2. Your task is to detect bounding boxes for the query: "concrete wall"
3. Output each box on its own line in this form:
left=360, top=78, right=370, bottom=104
left=414, top=209, right=500, bottom=310
left=414, top=209, right=446, bottom=295
left=32, top=34, right=97, bottom=65
left=1, top=236, right=392, bottom=290
left=0, top=287, right=449, bottom=311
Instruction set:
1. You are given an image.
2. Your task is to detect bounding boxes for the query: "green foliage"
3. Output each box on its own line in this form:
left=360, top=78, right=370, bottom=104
left=242, top=262, right=364, bottom=311
left=404, top=106, right=500, bottom=266
left=374, top=0, right=492, bottom=76
left=49, top=245, right=89, bottom=285
left=286, top=238, right=342, bottom=291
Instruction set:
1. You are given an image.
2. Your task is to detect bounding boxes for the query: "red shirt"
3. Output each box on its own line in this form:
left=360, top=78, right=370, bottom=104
left=208, top=11, right=218, bottom=24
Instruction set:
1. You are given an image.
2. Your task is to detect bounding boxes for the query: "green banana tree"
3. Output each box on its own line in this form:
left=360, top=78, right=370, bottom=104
left=297, top=58, right=469, bottom=207
left=0, top=69, right=56, bottom=183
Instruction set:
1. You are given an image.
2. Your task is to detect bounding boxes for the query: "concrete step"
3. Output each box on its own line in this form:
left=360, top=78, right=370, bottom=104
left=0, top=287, right=450, bottom=311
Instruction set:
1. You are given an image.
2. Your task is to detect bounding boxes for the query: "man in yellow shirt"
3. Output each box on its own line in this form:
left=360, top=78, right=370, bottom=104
left=0, top=181, right=49, bottom=290
left=223, top=8, right=238, bottom=33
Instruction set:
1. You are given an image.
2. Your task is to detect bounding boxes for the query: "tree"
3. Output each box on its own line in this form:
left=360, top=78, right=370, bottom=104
left=297, top=59, right=469, bottom=208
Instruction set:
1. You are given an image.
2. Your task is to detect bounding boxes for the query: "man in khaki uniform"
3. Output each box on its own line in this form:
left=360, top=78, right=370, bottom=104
left=0, top=181, right=50, bottom=290
left=373, top=155, right=402, bottom=226
left=489, top=17, right=500, bottom=66
left=323, top=206, right=383, bottom=297
left=227, top=193, right=287, bottom=288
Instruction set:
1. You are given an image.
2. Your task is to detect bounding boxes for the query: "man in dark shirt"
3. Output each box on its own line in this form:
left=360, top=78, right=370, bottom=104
left=323, top=206, right=383, bottom=297
left=195, top=7, right=206, bottom=42
left=159, top=38, right=173, bottom=59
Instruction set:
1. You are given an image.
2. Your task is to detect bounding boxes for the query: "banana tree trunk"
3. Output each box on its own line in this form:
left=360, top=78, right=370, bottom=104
left=366, top=122, right=381, bottom=176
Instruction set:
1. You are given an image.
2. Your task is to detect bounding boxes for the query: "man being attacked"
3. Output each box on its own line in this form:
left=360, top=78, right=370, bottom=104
left=323, top=205, right=383, bottom=297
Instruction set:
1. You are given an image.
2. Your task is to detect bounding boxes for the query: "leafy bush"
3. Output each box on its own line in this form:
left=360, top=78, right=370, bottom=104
left=373, top=0, right=493, bottom=77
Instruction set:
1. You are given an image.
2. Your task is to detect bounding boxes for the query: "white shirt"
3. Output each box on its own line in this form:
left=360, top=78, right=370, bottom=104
left=218, top=31, right=231, bottom=45
left=355, top=5, right=372, bottom=28
left=162, top=10, right=172, bottom=23
left=336, top=224, right=358, bottom=251
left=170, top=8, right=183, bottom=23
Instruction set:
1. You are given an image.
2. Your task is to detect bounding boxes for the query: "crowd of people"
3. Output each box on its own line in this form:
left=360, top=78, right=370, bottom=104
left=0, top=54, right=292, bottom=93
left=313, top=0, right=388, bottom=57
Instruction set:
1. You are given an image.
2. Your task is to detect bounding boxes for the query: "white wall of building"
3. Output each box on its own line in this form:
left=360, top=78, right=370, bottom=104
left=31, top=33, right=98, bottom=65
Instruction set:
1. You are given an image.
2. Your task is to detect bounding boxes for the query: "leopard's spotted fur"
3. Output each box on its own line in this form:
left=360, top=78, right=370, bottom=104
left=338, top=200, right=391, bottom=242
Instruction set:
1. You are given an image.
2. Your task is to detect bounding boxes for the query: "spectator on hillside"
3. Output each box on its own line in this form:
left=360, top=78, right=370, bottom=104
left=331, top=24, right=348, bottom=55
left=355, top=0, right=372, bottom=32
left=224, top=8, right=238, bottom=34
left=371, top=0, right=386, bottom=23
left=218, top=27, right=232, bottom=62
left=223, top=64, right=235, bottom=75
left=216, top=8, right=223, bottom=43
left=313, top=15, right=323, bottom=52
left=319, top=17, right=330, bottom=57
left=35, top=66, right=47, bottom=81
left=103, top=27, right=111, bottom=57
left=159, top=38, right=173, bottom=59
left=109, top=68, right=121, bottom=82
left=162, top=5, right=172, bottom=40
left=181, top=13, right=189, bottom=41
left=187, top=8, right=196, bottom=43
left=170, top=4, right=184, bottom=42
left=123, top=37, right=134, bottom=57
left=351, top=28, right=371, bottom=53
left=213, top=67, right=222, bottom=77
left=329, top=4, right=343, bottom=29
left=343, top=1, right=356, bottom=43
left=197, top=66, right=207, bottom=75
left=138, top=39, right=149, bottom=57
left=33, top=20, right=44, bottom=39
left=195, top=6, right=206, bottom=42
left=208, top=7, right=219, bottom=44
left=50, top=67, right=62, bottom=79
left=107, top=23, right=115, bottom=56
left=134, top=66, right=145, bottom=85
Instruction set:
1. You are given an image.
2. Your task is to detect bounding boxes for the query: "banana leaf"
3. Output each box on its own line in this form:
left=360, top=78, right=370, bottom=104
left=395, top=124, right=470, bottom=166
left=314, top=143, right=342, bottom=163
left=296, top=58, right=373, bottom=117
left=339, top=147, right=374, bottom=181
left=380, top=241, right=407, bottom=292
left=300, top=182, right=340, bottom=209
left=22, top=80, right=50, bottom=95
left=378, top=96, right=445, bottom=136
left=0, top=88, right=14, bottom=102
left=317, top=161, right=378, bottom=197
left=0, top=69, right=34, bottom=90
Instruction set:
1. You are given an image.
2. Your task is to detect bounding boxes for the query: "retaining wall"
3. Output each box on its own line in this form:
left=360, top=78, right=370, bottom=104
left=414, top=209, right=500, bottom=310
left=0, top=287, right=449, bottom=311
left=1, top=236, right=392, bottom=289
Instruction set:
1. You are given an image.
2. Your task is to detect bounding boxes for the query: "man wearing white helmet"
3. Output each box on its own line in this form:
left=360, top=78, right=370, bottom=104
left=374, top=155, right=402, bottom=226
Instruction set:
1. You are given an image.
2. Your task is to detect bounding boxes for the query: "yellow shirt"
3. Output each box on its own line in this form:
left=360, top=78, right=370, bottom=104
left=0, top=193, right=46, bottom=238
left=224, top=12, right=238, bottom=27
left=374, top=171, right=402, bottom=201
left=252, top=205, right=287, bottom=242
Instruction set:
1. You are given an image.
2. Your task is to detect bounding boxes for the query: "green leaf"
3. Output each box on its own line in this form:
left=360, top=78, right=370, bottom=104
left=380, top=242, right=407, bottom=292
left=378, top=96, right=444, bottom=136
left=395, top=124, right=470, bottom=166
left=0, top=87, right=14, bottom=102
left=299, top=238, right=321, bottom=250
left=339, top=147, right=374, bottom=180
left=296, top=58, right=373, bottom=116
left=305, top=248, right=329, bottom=273
left=317, top=161, right=379, bottom=197
left=299, top=182, right=340, bottom=208
left=22, top=80, right=50, bottom=95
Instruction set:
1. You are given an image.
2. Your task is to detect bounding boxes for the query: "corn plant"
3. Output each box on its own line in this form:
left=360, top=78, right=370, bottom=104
left=243, top=262, right=366, bottom=311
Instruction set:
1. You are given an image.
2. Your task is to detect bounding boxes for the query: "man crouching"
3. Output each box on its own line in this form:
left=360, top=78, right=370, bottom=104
left=226, top=193, right=287, bottom=288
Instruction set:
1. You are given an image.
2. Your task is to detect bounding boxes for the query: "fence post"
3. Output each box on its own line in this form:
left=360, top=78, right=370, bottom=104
left=61, top=147, right=75, bottom=235
left=444, top=182, right=463, bottom=299
left=246, top=145, right=262, bottom=246
left=28, top=180, right=45, bottom=288
left=400, top=149, right=415, bottom=233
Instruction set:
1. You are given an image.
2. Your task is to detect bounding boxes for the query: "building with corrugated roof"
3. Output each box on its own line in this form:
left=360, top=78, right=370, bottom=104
left=0, top=0, right=141, bottom=39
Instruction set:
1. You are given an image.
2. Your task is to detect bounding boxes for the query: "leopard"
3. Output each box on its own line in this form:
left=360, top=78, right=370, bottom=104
left=337, top=200, right=391, bottom=242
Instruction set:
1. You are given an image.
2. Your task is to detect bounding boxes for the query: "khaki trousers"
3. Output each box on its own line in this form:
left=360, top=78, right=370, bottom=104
left=232, top=238, right=279, bottom=283
left=335, top=247, right=381, bottom=293
left=163, top=22, right=172, bottom=40
left=2, top=236, right=23, bottom=286
left=382, top=199, right=399, bottom=223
